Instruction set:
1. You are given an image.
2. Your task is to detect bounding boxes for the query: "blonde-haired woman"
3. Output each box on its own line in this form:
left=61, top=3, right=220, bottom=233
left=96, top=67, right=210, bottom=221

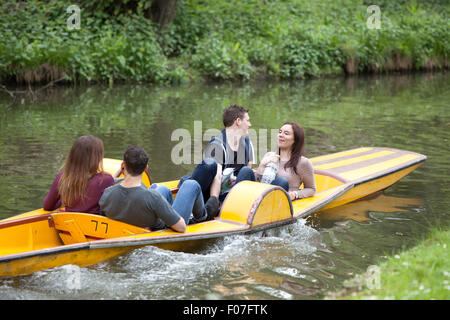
left=43, top=135, right=114, bottom=214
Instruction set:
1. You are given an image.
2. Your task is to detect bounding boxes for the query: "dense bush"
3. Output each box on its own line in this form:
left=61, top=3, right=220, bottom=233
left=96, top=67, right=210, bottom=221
left=0, top=0, right=186, bottom=84
left=0, top=0, right=448, bottom=84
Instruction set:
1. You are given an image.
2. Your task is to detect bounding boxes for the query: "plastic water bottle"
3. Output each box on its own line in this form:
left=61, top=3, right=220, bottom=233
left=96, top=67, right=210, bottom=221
left=261, top=162, right=277, bottom=184
left=221, top=167, right=235, bottom=193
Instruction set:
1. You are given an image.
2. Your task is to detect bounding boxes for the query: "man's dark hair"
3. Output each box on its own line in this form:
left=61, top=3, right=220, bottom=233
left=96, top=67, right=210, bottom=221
left=222, top=105, right=249, bottom=127
left=123, top=145, right=149, bottom=176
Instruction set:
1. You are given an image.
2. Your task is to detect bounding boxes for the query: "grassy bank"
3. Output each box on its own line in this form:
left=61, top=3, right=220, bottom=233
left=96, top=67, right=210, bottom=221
left=0, top=0, right=448, bottom=85
left=327, top=228, right=450, bottom=300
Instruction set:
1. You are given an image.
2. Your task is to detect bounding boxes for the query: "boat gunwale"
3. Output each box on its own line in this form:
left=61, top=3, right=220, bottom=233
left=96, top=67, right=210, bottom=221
left=90, top=220, right=251, bottom=249
left=0, top=213, right=54, bottom=230
left=0, top=242, right=90, bottom=263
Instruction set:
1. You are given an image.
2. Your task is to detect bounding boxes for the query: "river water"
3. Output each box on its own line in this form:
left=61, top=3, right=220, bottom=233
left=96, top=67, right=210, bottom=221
left=0, top=72, right=449, bottom=299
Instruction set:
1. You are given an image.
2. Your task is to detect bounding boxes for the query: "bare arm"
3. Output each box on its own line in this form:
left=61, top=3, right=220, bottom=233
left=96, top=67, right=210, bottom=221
left=170, top=217, right=186, bottom=233
left=210, top=163, right=222, bottom=198
left=294, top=158, right=316, bottom=199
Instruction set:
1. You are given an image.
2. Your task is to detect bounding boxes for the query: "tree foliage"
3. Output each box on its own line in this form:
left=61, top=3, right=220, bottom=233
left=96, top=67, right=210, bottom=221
left=0, top=0, right=448, bottom=84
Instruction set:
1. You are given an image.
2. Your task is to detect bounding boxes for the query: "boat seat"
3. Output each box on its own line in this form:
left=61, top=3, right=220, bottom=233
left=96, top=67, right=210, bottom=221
left=51, top=212, right=150, bottom=245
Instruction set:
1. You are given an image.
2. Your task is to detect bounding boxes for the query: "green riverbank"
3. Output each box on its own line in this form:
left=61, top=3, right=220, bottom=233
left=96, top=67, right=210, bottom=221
left=1, top=0, right=448, bottom=85
left=327, top=228, right=450, bottom=300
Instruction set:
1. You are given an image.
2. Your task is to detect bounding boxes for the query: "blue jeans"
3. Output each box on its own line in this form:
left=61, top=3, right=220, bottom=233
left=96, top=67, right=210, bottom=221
left=219, top=166, right=256, bottom=202
left=179, top=158, right=256, bottom=202
left=178, top=158, right=217, bottom=201
left=155, top=180, right=207, bottom=225
left=271, top=177, right=289, bottom=192
left=235, top=166, right=255, bottom=184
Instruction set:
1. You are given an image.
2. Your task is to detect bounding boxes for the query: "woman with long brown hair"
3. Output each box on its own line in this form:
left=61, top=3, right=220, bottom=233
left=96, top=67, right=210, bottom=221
left=255, top=122, right=316, bottom=200
left=43, top=135, right=115, bottom=214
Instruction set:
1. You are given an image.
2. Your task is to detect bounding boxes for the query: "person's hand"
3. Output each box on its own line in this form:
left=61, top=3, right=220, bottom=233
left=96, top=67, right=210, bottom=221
left=226, top=174, right=236, bottom=188
left=114, top=162, right=125, bottom=178
left=288, top=191, right=297, bottom=201
left=261, top=153, right=280, bottom=166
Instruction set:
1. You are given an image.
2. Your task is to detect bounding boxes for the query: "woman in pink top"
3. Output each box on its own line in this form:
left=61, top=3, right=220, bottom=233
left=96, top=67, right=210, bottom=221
left=255, top=122, right=316, bottom=201
left=43, top=135, right=115, bottom=214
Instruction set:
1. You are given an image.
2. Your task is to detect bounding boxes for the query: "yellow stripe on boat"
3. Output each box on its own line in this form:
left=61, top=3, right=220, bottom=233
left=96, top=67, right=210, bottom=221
left=339, top=153, right=423, bottom=181
left=314, top=150, right=394, bottom=170
left=311, top=147, right=373, bottom=163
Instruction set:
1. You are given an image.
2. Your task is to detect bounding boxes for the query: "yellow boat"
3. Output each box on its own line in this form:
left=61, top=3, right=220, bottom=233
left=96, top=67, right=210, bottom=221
left=0, top=147, right=426, bottom=277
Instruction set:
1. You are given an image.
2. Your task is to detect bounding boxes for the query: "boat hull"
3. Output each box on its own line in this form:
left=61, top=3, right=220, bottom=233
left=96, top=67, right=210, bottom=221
left=0, top=244, right=133, bottom=277
left=322, top=162, right=423, bottom=210
left=310, top=147, right=426, bottom=209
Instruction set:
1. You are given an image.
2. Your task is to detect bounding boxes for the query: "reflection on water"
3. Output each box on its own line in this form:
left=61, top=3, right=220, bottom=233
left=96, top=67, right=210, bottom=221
left=0, top=72, right=449, bottom=299
left=308, top=193, right=424, bottom=226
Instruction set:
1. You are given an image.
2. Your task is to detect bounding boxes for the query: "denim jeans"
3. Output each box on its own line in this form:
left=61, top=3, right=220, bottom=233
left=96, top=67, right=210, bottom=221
left=271, top=177, right=289, bottom=192
left=155, top=180, right=207, bottom=225
left=235, top=166, right=255, bottom=184
left=178, top=157, right=217, bottom=201
left=179, top=158, right=256, bottom=202
left=219, top=166, right=256, bottom=202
